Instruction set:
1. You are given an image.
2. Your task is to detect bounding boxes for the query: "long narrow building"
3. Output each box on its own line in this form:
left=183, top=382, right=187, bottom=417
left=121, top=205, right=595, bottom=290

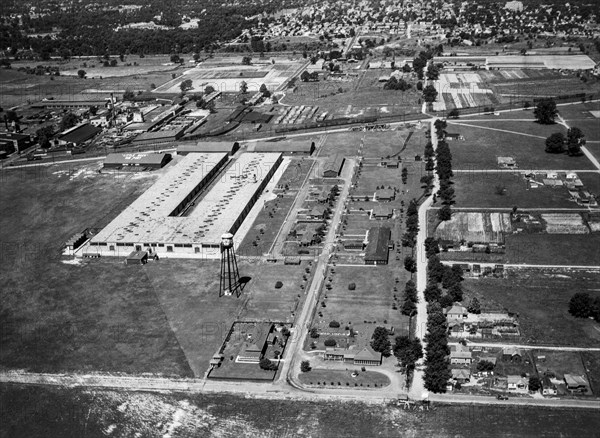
left=86, top=152, right=282, bottom=257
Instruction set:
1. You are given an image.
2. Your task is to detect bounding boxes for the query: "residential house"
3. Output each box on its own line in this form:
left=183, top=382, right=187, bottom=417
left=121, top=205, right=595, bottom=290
left=353, top=346, right=382, bottom=366
left=497, top=157, right=517, bottom=168
left=371, top=205, right=393, bottom=219
left=564, top=374, right=589, bottom=393
left=502, top=347, right=523, bottom=362
left=237, top=323, right=273, bottom=363
left=375, top=188, right=396, bottom=202
left=323, top=346, right=381, bottom=366
left=445, top=304, right=468, bottom=319
left=450, top=344, right=472, bottom=365
left=542, top=376, right=558, bottom=396
left=308, top=205, right=328, bottom=220
left=507, top=375, right=528, bottom=392
left=451, top=368, right=471, bottom=383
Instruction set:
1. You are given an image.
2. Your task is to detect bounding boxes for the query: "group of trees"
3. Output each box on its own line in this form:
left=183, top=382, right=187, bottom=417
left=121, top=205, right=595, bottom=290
left=423, top=302, right=452, bottom=393
left=393, top=335, right=423, bottom=385
left=422, top=85, right=438, bottom=105
left=545, top=127, right=586, bottom=156
left=434, top=120, right=455, bottom=221
left=383, top=76, right=411, bottom=91
left=400, top=280, right=418, bottom=318
left=425, top=254, right=464, bottom=308
left=370, top=327, right=392, bottom=357
left=569, top=293, right=600, bottom=322
left=300, top=70, right=320, bottom=82
left=401, top=199, right=419, bottom=247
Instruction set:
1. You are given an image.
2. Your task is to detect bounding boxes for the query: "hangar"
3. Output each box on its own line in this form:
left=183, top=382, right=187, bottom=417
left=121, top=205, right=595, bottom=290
left=103, top=153, right=172, bottom=169
left=87, top=152, right=282, bottom=257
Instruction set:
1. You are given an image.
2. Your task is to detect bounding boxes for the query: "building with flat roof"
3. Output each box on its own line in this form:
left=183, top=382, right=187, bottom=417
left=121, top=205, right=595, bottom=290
left=87, top=152, right=282, bottom=257
left=0, top=132, right=34, bottom=153
left=247, top=139, right=315, bottom=155
left=177, top=141, right=239, bottom=156
left=103, top=152, right=171, bottom=169
left=364, top=226, right=391, bottom=265
left=131, top=127, right=186, bottom=145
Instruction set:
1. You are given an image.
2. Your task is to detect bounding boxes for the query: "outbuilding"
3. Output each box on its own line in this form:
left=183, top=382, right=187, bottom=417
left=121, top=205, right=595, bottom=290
left=126, top=250, right=148, bottom=265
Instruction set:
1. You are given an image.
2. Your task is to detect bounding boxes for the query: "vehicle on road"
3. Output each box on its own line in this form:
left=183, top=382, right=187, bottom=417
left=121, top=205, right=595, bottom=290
left=497, top=394, right=509, bottom=400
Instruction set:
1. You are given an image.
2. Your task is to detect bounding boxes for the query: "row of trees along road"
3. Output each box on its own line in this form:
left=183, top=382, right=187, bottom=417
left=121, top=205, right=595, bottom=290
left=433, top=120, right=455, bottom=221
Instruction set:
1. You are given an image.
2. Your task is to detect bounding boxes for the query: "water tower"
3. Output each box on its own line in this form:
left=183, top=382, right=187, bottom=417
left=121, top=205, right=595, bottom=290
left=219, top=232, right=241, bottom=297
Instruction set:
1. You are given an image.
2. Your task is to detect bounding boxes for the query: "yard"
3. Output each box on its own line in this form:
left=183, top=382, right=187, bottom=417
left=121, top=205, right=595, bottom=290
left=462, top=270, right=600, bottom=347
left=298, top=369, right=390, bottom=388
left=305, top=265, right=411, bottom=352
left=451, top=172, right=579, bottom=209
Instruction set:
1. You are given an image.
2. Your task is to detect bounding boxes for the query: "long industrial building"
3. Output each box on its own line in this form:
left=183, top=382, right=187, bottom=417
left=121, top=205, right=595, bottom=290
left=86, top=152, right=282, bottom=257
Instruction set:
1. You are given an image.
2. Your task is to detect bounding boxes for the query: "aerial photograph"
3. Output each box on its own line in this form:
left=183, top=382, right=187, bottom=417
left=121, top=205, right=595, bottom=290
left=1, top=0, right=600, bottom=436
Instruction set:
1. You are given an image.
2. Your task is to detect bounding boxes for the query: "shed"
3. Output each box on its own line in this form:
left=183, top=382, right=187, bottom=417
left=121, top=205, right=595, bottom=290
left=126, top=250, right=148, bottom=265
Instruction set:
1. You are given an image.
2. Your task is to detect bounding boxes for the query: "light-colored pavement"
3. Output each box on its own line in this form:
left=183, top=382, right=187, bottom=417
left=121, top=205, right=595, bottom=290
left=280, top=158, right=356, bottom=387
left=409, top=119, right=440, bottom=401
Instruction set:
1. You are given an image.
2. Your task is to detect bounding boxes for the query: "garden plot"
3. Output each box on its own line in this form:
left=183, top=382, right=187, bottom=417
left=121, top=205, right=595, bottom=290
left=435, top=212, right=512, bottom=243
left=434, top=73, right=493, bottom=111
left=541, top=213, right=589, bottom=234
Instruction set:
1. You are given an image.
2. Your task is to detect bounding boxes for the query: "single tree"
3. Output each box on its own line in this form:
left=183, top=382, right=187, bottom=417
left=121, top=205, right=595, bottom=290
left=300, top=360, right=311, bottom=372
left=242, top=56, right=252, bottom=65
left=77, top=69, right=86, bottom=79
left=179, top=79, right=193, bottom=92
left=240, top=81, right=248, bottom=94
left=259, top=358, right=277, bottom=371
left=422, top=84, right=438, bottom=103
left=370, top=327, right=391, bottom=357
left=59, top=112, right=79, bottom=132
left=447, top=108, right=459, bottom=119
left=566, top=127, right=585, bottom=156
left=569, top=292, right=593, bottom=318
left=404, top=256, right=417, bottom=273
left=545, top=132, right=565, bottom=153
left=467, top=297, right=481, bottom=314
left=534, top=99, right=557, bottom=124
left=204, top=85, right=216, bottom=95
left=528, top=376, right=542, bottom=392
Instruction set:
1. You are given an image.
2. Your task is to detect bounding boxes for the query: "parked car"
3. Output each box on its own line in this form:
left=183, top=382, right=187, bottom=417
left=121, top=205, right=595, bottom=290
left=496, top=394, right=509, bottom=400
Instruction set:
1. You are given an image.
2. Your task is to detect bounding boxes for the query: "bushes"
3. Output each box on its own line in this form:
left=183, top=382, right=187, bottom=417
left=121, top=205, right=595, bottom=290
left=300, top=360, right=311, bottom=372
left=324, top=338, right=337, bottom=347
left=274, top=281, right=283, bottom=289
left=348, top=282, right=356, bottom=290
left=259, top=358, right=278, bottom=371
left=329, top=320, right=341, bottom=328
left=309, top=327, right=320, bottom=338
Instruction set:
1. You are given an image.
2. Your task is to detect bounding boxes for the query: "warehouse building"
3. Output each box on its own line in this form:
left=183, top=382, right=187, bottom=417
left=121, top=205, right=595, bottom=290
left=103, top=152, right=172, bottom=170
left=87, top=152, right=282, bottom=257
left=57, top=123, right=101, bottom=146
left=322, top=154, right=345, bottom=178
left=364, top=226, right=391, bottom=265
left=177, top=141, right=240, bottom=156
left=0, top=132, right=34, bottom=154
left=131, top=127, right=186, bottom=146
left=247, top=138, right=315, bottom=155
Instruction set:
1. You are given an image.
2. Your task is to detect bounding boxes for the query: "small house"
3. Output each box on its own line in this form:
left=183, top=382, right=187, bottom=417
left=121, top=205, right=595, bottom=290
left=450, top=345, right=472, bottom=364
left=445, top=304, right=468, bottom=319
left=353, top=346, right=382, bottom=366
left=451, top=368, right=471, bottom=383
left=309, top=206, right=328, bottom=220
left=497, top=157, right=517, bottom=168
left=502, top=347, right=523, bottom=362
left=507, top=375, right=528, bottom=392
left=375, top=188, right=395, bottom=202
left=564, top=374, right=589, bottom=392
left=371, top=205, right=393, bottom=219
left=542, top=376, right=557, bottom=396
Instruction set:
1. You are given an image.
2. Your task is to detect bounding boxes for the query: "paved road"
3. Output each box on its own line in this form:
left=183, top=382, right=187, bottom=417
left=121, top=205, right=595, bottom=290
left=280, top=158, right=356, bottom=386
left=409, top=119, right=440, bottom=401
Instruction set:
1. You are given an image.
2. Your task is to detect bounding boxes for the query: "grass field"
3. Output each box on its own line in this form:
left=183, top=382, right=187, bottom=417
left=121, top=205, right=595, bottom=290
left=0, top=162, right=195, bottom=376
left=446, top=122, right=595, bottom=170
left=298, top=369, right=391, bottom=388
left=451, top=173, right=577, bottom=208
left=581, top=352, right=600, bottom=396
left=2, top=384, right=600, bottom=437
left=462, top=271, right=600, bottom=347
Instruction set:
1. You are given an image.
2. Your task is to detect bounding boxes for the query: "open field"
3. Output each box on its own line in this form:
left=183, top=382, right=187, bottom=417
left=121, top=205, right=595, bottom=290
left=298, top=369, right=391, bottom=388
left=0, top=162, right=195, bottom=376
left=451, top=173, right=578, bottom=209
left=2, top=384, right=600, bottom=437
left=462, top=271, right=600, bottom=347
left=446, top=123, right=595, bottom=170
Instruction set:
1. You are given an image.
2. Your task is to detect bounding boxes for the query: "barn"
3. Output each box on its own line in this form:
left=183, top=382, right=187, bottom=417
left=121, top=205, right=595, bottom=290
left=322, top=154, right=345, bottom=178
left=364, top=227, right=391, bottom=265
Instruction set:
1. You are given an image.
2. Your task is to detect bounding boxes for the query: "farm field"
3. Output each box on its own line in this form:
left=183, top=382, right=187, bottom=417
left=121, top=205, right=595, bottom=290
left=0, top=162, right=196, bottom=376
left=306, top=265, right=410, bottom=352
left=451, top=173, right=578, bottom=209
left=505, top=233, right=600, bottom=266
left=462, top=271, right=600, bottom=347
left=2, top=384, right=600, bottom=437
left=446, top=123, right=595, bottom=170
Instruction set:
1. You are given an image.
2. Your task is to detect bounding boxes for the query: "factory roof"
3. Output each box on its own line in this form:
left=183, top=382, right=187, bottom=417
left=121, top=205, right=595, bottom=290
left=91, top=152, right=281, bottom=247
